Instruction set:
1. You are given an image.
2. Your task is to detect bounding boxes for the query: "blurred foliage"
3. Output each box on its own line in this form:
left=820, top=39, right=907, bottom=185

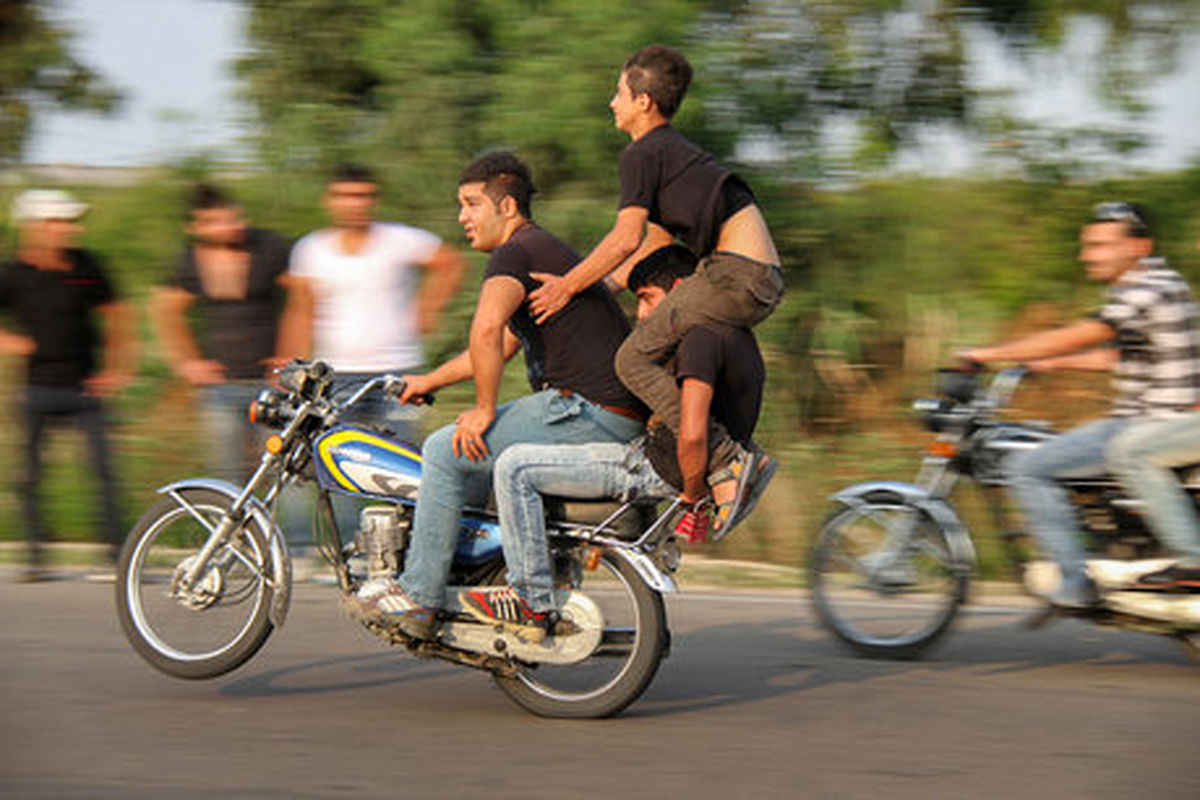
left=0, top=0, right=123, bottom=163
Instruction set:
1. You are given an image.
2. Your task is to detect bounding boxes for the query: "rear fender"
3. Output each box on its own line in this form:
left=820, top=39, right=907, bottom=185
left=829, top=481, right=978, bottom=574
left=157, top=478, right=292, bottom=629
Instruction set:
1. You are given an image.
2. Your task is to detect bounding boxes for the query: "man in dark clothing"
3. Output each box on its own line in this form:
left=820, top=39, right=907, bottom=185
left=0, top=189, right=135, bottom=581
left=151, top=184, right=292, bottom=481
left=460, top=245, right=769, bottom=640
left=348, top=151, right=646, bottom=639
left=527, top=44, right=783, bottom=536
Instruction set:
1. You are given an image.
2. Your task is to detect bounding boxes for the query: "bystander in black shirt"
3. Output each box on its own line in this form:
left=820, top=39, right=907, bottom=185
left=483, top=224, right=642, bottom=411
left=170, top=228, right=292, bottom=380
left=0, top=249, right=115, bottom=388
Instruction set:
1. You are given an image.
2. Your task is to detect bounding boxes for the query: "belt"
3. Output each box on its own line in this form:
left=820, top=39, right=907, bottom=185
left=555, top=388, right=646, bottom=423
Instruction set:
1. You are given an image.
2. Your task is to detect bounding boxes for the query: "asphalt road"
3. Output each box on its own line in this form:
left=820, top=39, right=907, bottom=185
left=1, top=576, right=1197, bottom=799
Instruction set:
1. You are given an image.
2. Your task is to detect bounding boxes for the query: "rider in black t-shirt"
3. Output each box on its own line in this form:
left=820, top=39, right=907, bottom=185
left=347, top=152, right=646, bottom=639
left=460, top=245, right=773, bottom=638
left=0, top=189, right=135, bottom=581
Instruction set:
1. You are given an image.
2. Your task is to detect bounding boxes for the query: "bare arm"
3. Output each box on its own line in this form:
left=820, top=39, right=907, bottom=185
left=274, top=274, right=314, bottom=363
left=1028, top=347, right=1119, bottom=373
left=151, top=287, right=226, bottom=384
left=416, top=244, right=467, bottom=335
left=608, top=222, right=675, bottom=290
left=86, top=301, right=136, bottom=396
left=451, top=277, right=526, bottom=460
left=964, top=319, right=1115, bottom=365
left=399, top=326, right=521, bottom=403
left=0, top=325, right=35, bottom=357
left=677, top=376, right=715, bottom=504
left=528, top=206, right=650, bottom=323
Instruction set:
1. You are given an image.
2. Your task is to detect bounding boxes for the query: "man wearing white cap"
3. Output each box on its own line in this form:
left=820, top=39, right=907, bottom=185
left=0, top=189, right=135, bottom=581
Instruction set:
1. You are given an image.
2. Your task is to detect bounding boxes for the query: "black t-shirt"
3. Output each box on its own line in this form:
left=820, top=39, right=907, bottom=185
left=619, top=124, right=756, bottom=256
left=482, top=224, right=641, bottom=410
left=644, top=323, right=765, bottom=489
left=0, top=249, right=116, bottom=388
left=170, top=228, right=291, bottom=379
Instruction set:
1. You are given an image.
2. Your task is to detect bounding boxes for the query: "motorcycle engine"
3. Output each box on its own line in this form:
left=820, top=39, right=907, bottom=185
left=355, top=506, right=410, bottom=580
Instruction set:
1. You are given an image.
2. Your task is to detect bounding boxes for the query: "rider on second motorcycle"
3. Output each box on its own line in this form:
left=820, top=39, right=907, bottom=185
left=961, top=202, right=1200, bottom=609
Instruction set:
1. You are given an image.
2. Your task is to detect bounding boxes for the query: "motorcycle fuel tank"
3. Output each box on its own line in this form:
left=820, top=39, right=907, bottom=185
left=314, top=426, right=422, bottom=500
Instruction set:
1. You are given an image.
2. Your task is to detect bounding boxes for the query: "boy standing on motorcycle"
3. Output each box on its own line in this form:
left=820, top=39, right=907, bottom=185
left=461, top=244, right=771, bottom=639
left=526, top=44, right=782, bottom=536
left=350, top=152, right=646, bottom=638
left=962, top=202, right=1200, bottom=608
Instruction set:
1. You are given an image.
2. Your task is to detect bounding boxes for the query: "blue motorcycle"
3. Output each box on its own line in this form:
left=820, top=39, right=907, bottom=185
left=116, top=361, right=679, bottom=718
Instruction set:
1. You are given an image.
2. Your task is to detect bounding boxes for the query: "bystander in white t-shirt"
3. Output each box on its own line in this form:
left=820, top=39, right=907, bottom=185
left=289, top=222, right=441, bottom=372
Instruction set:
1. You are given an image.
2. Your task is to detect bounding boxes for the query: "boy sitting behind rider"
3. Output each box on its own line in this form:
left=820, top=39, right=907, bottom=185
left=962, top=202, right=1200, bottom=608
left=460, top=244, right=770, bottom=640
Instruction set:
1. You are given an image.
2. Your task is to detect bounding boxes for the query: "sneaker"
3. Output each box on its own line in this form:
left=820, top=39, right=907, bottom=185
left=1133, top=563, right=1200, bottom=591
left=352, top=580, right=437, bottom=640
left=459, top=585, right=553, bottom=644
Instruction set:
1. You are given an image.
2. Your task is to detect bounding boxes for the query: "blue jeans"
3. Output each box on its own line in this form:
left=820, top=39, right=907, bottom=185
left=1106, top=414, right=1200, bottom=567
left=200, top=381, right=267, bottom=483
left=1008, top=417, right=1131, bottom=584
left=493, top=441, right=674, bottom=612
left=397, top=390, right=645, bottom=608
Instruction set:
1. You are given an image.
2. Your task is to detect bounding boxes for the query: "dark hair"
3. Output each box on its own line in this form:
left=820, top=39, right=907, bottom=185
left=623, top=44, right=693, bottom=119
left=627, top=244, right=697, bottom=292
left=1091, top=201, right=1152, bottom=239
left=459, top=151, right=537, bottom=219
left=328, top=162, right=377, bottom=186
left=186, top=183, right=233, bottom=215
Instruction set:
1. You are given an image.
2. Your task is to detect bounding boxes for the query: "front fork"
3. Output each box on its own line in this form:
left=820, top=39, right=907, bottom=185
left=175, top=449, right=285, bottom=591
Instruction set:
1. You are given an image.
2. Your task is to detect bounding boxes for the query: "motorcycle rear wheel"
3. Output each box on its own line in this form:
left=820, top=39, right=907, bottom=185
left=810, top=497, right=969, bottom=659
left=492, top=549, right=667, bottom=719
left=116, top=488, right=276, bottom=679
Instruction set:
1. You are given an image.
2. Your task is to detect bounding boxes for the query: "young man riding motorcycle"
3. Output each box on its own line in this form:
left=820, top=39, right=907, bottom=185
left=459, top=244, right=773, bottom=640
left=961, top=202, right=1200, bottom=608
left=347, top=152, right=646, bottom=638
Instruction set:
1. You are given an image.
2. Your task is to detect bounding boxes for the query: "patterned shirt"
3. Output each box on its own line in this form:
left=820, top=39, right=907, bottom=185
left=1094, top=257, right=1200, bottom=419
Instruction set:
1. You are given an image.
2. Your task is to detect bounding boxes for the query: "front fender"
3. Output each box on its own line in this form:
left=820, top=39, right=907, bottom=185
left=157, top=478, right=292, bottom=629
left=829, top=481, right=978, bottom=573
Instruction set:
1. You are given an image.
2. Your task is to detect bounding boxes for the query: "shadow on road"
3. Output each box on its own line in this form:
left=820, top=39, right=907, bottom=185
left=220, top=649, right=454, bottom=698
left=628, top=608, right=1191, bottom=718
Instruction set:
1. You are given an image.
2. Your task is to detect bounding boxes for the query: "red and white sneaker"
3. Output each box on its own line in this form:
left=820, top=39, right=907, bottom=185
left=459, top=585, right=553, bottom=643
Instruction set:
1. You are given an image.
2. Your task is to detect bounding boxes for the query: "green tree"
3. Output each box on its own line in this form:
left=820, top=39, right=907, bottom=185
left=0, top=0, right=123, bottom=163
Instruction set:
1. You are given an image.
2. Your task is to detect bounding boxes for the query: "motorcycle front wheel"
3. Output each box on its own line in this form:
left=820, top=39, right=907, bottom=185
left=492, top=548, right=667, bottom=719
left=810, top=497, right=969, bottom=659
left=116, top=488, right=277, bottom=679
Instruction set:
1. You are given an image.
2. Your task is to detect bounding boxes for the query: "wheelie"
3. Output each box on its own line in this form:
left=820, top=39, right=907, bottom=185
left=810, top=202, right=1200, bottom=662
left=116, top=359, right=676, bottom=717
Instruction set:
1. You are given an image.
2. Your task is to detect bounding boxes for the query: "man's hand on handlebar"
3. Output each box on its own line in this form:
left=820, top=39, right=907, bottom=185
left=396, top=374, right=437, bottom=405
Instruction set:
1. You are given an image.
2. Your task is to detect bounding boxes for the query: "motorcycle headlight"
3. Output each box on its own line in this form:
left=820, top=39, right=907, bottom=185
left=248, top=388, right=293, bottom=429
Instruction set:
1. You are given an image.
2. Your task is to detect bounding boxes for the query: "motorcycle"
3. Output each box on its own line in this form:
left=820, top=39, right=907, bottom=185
left=115, top=361, right=686, bottom=718
left=808, top=366, right=1200, bottom=662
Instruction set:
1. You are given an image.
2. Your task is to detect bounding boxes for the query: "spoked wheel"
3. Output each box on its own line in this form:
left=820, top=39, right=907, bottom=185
left=116, top=488, right=277, bottom=679
left=493, top=548, right=667, bottom=719
left=810, top=498, right=969, bottom=659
